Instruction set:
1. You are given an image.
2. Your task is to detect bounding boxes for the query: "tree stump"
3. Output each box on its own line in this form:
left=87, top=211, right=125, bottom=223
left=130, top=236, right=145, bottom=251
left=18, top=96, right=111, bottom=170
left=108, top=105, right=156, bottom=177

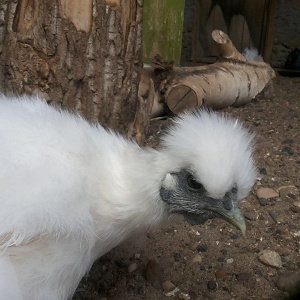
left=0, top=0, right=143, bottom=138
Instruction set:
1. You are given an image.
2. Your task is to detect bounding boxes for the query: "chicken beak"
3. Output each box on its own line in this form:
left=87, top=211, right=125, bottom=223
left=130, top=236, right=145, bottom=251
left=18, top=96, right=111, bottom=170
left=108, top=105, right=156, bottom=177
left=214, top=206, right=246, bottom=235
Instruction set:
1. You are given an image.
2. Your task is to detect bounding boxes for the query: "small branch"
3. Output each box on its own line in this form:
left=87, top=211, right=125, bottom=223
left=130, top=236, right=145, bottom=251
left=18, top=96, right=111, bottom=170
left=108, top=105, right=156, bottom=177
left=212, top=30, right=246, bottom=61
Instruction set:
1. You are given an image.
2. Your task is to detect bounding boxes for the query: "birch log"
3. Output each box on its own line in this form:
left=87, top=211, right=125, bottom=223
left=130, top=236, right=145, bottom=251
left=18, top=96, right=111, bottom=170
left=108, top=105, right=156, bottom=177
left=140, top=30, right=275, bottom=116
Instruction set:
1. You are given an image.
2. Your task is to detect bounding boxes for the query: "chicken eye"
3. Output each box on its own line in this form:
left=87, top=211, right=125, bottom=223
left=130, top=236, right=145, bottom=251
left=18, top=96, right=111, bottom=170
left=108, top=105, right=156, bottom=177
left=187, top=175, right=203, bottom=190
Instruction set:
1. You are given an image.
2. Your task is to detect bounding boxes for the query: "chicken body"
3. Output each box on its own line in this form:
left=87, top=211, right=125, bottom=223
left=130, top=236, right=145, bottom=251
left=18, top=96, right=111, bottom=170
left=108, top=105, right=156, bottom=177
left=0, top=95, right=256, bottom=299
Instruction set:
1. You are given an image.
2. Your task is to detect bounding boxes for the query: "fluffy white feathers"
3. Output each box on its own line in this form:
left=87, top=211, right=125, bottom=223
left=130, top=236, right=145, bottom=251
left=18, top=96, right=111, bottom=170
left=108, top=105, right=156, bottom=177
left=162, top=111, right=256, bottom=200
left=0, top=95, right=256, bottom=299
left=243, top=48, right=264, bottom=62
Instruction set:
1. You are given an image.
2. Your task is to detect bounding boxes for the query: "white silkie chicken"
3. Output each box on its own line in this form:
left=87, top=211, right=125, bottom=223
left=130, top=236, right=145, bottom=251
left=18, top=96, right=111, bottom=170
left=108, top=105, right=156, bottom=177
left=0, top=95, right=256, bottom=300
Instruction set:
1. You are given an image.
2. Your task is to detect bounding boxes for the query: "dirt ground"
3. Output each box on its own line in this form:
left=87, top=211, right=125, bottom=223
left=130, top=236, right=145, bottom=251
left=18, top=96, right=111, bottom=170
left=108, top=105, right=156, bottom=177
left=74, top=74, right=300, bottom=300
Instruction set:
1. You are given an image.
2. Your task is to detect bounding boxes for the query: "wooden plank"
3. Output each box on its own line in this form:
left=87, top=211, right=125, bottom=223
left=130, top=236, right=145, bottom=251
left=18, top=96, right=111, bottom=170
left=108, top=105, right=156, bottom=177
left=188, top=0, right=277, bottom=63
left=143, top=0, right=185, bottom=66
left=262, top=0, right=278, bottom=62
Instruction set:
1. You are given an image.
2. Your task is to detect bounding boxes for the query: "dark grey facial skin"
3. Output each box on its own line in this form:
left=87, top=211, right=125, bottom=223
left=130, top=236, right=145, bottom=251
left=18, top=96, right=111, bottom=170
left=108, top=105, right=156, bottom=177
left=160, top=170, right=246, bottom=233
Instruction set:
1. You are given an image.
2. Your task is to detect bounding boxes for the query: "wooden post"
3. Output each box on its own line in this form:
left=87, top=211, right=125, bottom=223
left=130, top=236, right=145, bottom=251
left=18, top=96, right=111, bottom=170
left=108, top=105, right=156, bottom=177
left=142, top=0, right=185, bottom=66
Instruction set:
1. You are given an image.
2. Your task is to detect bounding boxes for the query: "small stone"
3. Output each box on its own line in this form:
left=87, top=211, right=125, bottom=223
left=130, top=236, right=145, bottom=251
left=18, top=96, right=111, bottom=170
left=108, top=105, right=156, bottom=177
left=259, top=167, right=267, bottom=175
left=278, top=186, right=297, bottom=199
left=244, top=210, right=257, bottom=220
left=290, top=205, right=300, bottom=213
left=226, top=258, right=234, bottom=264
left=254, top=269, right=263, bottom=277
left=257, top=187, right=279, bottom=199
left=197, top=244, right=208, bottom=252
left=207, top=280, right=218, bottom=290
left=258, top=198, right=268, bottom=206
left=236, top=272, right=251, bottom=281
left=164, top=287, right=180, bottom=297
left=127, top=262, right=138, bottom=273
left=230, top=234, right=238, bottom=240
left=291, top=231, right=300, bottom=237
left=178, top=292, right=191, bottom=300
left=116, top=258, right=128, bottom=268
left=162, top=280, right=176, bottom=293
left=269, top=211, right=286, bottom=224
left=276, top=272, right=300, bottom=294
left=191, top=242, right=199, bottom=250
left=281, top=146, right=293, bottom=156
left=191, top=254, right=202, bottom=264
left=293, top=201, right=300, bottom=208
left=215, top=269, right=227, bottom=280
left=75, top=287, right=86, bottom=293
left=288, top=193, right=296, bottom=200
left=258, top=250, right=282, bottom=268
left=144, top=260, right=164, bottom=290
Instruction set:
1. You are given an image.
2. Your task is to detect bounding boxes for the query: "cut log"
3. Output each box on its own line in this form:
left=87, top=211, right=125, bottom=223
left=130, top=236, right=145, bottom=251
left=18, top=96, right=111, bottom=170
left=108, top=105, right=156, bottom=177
left=139, top=30, right=275, bottom=116
left=165, top=60, right=275, bottom=113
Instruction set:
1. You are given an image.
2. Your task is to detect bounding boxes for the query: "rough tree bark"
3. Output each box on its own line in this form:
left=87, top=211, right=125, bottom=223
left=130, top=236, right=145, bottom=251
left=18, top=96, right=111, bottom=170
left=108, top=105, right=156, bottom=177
left=0, top=0, right=143, bottom=138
